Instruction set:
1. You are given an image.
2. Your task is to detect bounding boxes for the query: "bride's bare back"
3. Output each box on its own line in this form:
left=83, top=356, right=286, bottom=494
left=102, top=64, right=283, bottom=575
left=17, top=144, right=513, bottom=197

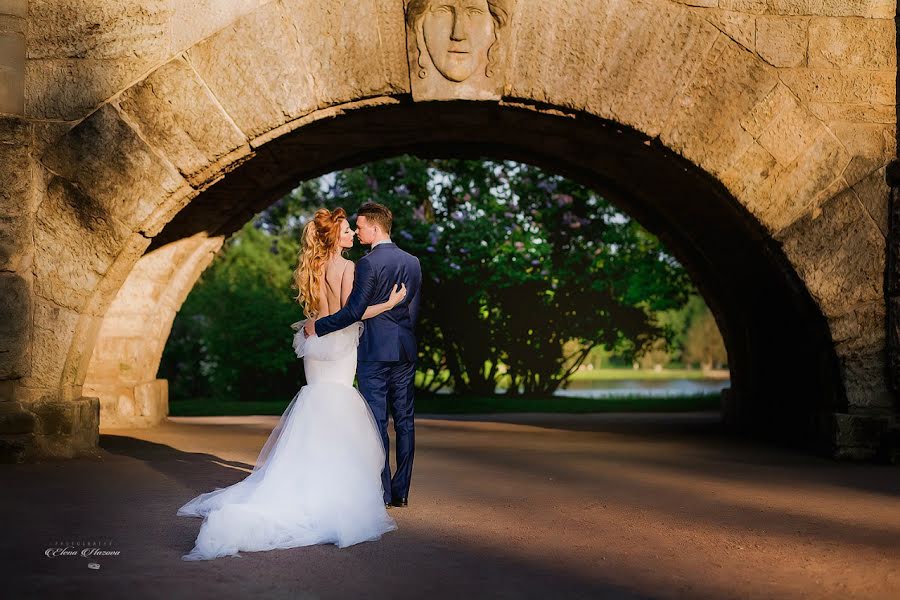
left=311, top=253, right=406, bottom=325
left=319, top=256, right=354, bottom=318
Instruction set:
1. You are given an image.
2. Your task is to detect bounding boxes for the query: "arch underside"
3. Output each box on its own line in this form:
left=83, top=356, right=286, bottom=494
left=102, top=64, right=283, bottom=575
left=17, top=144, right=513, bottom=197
left=121, top=100, right=844, bottom=444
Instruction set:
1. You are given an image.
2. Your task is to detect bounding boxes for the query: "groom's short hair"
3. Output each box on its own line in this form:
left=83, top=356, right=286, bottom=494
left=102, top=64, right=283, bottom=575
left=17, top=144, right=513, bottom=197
left=358, top=202, right=393, bottom=234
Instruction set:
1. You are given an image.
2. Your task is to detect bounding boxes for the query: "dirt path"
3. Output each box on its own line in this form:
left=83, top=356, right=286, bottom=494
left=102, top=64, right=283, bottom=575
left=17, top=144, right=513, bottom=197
left=3, top=413, right=899, bottom=599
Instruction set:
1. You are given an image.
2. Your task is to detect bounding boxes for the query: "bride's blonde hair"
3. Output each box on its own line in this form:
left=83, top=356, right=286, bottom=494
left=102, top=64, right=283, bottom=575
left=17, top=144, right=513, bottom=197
left=293, top=207, right=347, bottom=318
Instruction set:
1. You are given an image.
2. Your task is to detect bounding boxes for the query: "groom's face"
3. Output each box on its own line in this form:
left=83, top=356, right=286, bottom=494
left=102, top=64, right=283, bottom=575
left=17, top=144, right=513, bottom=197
left=355, top=216, right=377, bottom=245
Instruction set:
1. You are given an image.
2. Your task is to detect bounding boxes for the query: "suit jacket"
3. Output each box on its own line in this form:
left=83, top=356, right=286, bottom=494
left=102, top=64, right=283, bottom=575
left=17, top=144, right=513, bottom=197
left=314, top=242, right=422, bottom=362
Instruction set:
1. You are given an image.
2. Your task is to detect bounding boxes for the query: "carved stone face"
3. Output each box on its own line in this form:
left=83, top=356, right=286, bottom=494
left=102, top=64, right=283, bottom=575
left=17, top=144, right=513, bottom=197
left=421, top=0, right=495, bottom=83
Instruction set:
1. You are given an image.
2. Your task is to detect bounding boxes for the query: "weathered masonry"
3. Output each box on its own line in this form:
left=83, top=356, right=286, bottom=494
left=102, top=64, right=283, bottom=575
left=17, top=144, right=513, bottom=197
left=0, top=0, right=897, bottom=461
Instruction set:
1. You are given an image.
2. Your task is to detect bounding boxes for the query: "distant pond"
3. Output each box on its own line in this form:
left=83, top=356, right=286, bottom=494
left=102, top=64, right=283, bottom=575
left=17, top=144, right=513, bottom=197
left=552, top=378, right=730, bottom=399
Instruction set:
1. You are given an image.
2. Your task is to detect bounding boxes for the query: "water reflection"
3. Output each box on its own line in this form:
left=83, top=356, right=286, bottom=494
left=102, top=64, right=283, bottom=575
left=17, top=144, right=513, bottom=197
left=554, top=378, right=730, bottom=398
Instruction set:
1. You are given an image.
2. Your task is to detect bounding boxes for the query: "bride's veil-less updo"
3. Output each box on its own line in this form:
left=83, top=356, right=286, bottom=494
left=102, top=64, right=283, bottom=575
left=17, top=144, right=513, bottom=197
left=294, top=207, right=347, bottom=318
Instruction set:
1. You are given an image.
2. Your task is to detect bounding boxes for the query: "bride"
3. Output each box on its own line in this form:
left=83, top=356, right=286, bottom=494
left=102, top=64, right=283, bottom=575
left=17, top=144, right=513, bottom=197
left=177, top=207, right=405, bottom=561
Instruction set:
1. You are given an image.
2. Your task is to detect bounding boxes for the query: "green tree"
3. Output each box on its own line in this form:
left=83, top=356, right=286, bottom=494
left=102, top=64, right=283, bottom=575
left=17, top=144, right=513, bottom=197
left=160, top=222, right=305, bottom=402
left=682, top=307, right=728, bottom=370
left=162, top=156, right=698, bottom=400
left=315, top=157, right=693, bottom=395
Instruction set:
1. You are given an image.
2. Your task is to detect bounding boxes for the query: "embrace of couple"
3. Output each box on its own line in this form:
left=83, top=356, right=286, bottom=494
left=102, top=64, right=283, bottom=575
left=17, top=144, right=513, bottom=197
left=177, top=202, right=422, bottom=561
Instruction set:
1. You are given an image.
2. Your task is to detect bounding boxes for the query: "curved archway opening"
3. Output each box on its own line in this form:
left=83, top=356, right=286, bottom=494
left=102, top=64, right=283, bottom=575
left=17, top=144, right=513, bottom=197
left=85, top=100, right=843, bottom=449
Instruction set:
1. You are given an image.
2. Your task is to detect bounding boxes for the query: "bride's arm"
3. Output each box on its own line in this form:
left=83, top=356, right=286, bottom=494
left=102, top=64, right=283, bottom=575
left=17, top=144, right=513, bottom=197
left=363, top=283, right=406, bottom=319
left=341, top=261, right=406, bottom=320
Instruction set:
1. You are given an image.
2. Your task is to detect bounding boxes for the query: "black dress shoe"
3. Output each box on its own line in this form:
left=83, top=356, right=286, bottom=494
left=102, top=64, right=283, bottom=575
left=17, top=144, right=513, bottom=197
left=390, top=497, right=408, bottom=507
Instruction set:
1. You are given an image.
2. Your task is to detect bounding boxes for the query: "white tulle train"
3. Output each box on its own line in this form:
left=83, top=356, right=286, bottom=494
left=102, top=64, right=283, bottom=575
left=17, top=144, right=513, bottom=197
left=177, top=322, right=396, bottom=560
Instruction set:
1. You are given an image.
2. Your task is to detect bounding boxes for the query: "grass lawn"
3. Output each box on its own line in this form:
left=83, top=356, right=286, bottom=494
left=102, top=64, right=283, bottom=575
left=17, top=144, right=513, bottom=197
left=416, top=367, right=729, bottom=388
left=169, top=392, right=721, bottom=417
left=568, top=367, right=728, bottom=381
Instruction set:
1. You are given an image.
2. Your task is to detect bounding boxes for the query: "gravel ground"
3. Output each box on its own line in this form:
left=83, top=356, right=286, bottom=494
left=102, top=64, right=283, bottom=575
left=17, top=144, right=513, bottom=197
left=3, top=412, right=899, bottom=600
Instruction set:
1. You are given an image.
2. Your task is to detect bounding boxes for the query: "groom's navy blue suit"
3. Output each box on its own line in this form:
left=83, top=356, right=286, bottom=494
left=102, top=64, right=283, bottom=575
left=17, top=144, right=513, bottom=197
left=314, top=241, right=422, bottom=504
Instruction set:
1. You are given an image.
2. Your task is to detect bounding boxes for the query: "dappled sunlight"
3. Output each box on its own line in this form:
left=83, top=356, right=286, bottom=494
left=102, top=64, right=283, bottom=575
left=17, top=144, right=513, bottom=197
left=89, top=415, right=900, bottom=599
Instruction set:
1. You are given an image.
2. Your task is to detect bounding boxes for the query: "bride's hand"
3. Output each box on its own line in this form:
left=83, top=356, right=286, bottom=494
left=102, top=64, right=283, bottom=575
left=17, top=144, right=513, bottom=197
left=388, top=283, right=407, bottom=307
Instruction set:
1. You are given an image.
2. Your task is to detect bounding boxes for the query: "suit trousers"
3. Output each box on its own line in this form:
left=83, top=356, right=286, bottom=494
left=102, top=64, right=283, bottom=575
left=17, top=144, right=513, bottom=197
left=357, top=360, right=416, bottom=503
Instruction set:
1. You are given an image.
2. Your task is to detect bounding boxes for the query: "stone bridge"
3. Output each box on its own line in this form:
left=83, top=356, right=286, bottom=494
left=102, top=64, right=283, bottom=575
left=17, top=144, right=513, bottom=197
left=0, top=0, right=897, bottom=462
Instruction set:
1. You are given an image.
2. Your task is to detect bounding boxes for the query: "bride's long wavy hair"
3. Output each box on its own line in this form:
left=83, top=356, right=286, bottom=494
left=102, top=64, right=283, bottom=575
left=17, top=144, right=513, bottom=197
left=293, top=207, right=347, bottom=318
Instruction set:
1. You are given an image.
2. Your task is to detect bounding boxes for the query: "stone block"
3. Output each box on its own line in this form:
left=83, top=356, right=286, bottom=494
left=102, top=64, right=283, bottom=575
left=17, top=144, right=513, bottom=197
left=27, top=0, right=171, bottom=60
left=777, top=185, right=884, bottom=318
left=747, top=128, right=849, bottom=231
left=117, top=57, right=249, bottom=187
left=0, top=14, right=25, bottom=34
left=0, top=379, right=14, bottom=401
left=808, top=17, right=895, bottom=69
left=0, top=401, right=34, bottom=434
left=805, top=102, right=895, bottom=125
left=757, top=103, right=822, bottom=167
left=0, top=272, right=30, bottom=379
left=27, top=297, right=80, bottom=389
left=96, top=393, right=117, bottom=414
left=0, top=31, right=24, bottom=114
left=755, top=16, right=807, bottom=67
left=663, top=36, right=778, bottom=175
left=602, top=4, right=721, bottom=137
left=29, top=396, right=98, bottom=456
left=764, top=0, right=893, bottom=18
left=72, top=396, right=100, bottom=451
left=33, top=177, right=131, bottom=311
left=78, top=231, right=153, bottom=320
left=93, top=313, right=150, bottom=340
left=837, top=349, right=893, bottom=410
left=700, top=9, right=756, bottom=51
left=831, top=413, right=890, bottom=453
left=285, top=0, right=409, bottom=105
left=170, top=0, right=262, bottom=53
left=779, top=68, right=894, bottom=105
left=31, top=120, right=74, bottom=157
left=828, top=122, right=895, bottom=189
left=41, top=103, right=188, bottom=230
left=12, top=383, right=54, bottom=404
left=740, top=82, right=797, bottom=139
left=721, top=142, right=778, bottom=198
left=890, top=295, right=900, bottom=365
left=0, top=1, right=28, bottom=18
left=717, top=0, right=767, bottom=13
left=0, top=432, right=33, bottom=463
left=106, top=276, right=168, bottom=314
left=31, top=398, right=76, bottom=435
left=25, top=58, right=156, bottom=121
left=828, top=302, right=885, bottom=352
left=135, top=379, right=168, bottom=422
left=0, top=272, right=30, bottom=340
left=0, top=141, right=34, bottom=272
left=851, top=168, right=889, bottom=237
left=510, top=1, right=720, bottom=139
left=186, top=1, right=317, bottom=138
left=93, top=379, right=168, bottom=428
left=0, top=113, right=29, bottom=143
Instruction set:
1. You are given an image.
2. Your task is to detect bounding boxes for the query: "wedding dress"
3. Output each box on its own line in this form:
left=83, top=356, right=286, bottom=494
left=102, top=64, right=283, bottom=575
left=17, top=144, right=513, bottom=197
left=177, top=321, right=396, bottom=560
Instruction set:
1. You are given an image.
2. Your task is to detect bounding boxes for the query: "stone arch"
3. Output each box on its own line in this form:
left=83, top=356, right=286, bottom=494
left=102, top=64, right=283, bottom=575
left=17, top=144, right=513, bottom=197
left=2, top=0, right=895, bottom=460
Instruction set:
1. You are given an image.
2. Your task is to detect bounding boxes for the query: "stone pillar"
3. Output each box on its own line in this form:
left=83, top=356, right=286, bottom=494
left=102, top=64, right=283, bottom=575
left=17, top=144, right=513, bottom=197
left=0, top=111, right=37, bottom=461
left=887, top=161, right=900, bottom=397
left=823, top=161, right=900, bottom=461
left=0, top=115, right=101, bottom=462
left=0, top=0, right=25, bottom=115
left=0, top=2, right=100, bottom=462
left=881, top=160, right=900, bottom=461
left=83, top=235, right=223, bottom=429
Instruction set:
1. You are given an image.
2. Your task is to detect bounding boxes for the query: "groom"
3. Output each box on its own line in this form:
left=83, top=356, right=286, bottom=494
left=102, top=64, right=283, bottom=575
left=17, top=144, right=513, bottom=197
left=304, top=202, right=422, bottom=508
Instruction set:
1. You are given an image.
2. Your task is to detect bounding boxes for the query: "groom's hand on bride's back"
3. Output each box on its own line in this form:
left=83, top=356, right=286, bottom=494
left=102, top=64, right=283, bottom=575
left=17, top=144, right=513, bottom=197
left=303, top=318, right=317, bottom=338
